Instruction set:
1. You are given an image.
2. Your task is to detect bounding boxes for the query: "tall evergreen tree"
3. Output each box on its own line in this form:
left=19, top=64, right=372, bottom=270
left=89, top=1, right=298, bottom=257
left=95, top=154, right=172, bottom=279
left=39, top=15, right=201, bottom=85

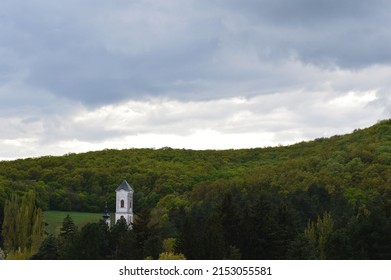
left=60, top=215, right=78, bottom=238
left=58, top=215, right=79, bottom=259
left=175, top=214, right=199, bottom=259
left=202, top=213, right=225, bottom=259
left=31, top=235, right=59, bottom=260
left=133, top=210, right=161, bottom=259
left=220, top=193, right=241, bottom=252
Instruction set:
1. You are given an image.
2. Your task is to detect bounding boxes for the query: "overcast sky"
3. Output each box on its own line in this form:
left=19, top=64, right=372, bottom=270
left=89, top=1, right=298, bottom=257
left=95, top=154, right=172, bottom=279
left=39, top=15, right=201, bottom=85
left=0, top=0, right=390, bottom=160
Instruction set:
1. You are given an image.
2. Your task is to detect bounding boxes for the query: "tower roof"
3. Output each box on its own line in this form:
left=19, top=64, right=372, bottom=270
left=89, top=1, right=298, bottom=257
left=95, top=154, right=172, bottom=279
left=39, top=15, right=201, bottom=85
left=115, top=180, right=134, bottom=192
left=102, top=202, right=110, bottom=220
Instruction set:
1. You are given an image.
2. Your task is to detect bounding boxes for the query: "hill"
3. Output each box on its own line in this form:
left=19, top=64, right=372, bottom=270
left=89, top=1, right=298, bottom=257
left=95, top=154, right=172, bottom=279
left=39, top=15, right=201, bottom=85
left=1, top=119, right=391, bottom=259
left=0, top=119, right=390, bottom=213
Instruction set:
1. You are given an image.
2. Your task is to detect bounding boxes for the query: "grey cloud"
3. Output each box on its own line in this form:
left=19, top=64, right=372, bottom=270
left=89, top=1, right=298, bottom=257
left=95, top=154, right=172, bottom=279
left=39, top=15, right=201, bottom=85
left=220, top=0, right=380, bottom=24
left=0, top=0, right=391, bottom=160
left=216, top=0, right=391, bottom=68
left=1, top=0, right=390, bottom=108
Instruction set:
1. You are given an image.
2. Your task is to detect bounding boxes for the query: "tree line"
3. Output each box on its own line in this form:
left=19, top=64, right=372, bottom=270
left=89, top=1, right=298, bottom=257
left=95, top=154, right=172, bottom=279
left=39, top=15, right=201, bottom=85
left=2, top=183, right=391, bottom=259
left=1, top=119, right=391, bottom=259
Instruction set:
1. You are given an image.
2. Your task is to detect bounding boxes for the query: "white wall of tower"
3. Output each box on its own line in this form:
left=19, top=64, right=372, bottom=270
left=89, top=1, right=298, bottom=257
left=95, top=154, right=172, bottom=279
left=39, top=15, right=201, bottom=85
left=115, top=189, right=133, bottom=226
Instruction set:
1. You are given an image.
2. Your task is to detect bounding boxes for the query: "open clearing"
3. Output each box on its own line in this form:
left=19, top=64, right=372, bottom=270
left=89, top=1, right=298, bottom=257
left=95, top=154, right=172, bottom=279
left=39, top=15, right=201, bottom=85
left=44, top=211, right=103, bottom=235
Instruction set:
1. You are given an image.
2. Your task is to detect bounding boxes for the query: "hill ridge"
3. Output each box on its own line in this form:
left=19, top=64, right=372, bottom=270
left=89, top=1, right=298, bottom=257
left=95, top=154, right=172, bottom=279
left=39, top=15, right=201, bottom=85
left=0, top=119, right=390, bottom=213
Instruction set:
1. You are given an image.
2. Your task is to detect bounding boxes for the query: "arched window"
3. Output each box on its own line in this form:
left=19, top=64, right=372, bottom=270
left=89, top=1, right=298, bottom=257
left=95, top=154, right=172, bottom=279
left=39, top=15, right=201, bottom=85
left=120, top=199, right=124, bottom=208
left=129, top=200, right=132, bottom=209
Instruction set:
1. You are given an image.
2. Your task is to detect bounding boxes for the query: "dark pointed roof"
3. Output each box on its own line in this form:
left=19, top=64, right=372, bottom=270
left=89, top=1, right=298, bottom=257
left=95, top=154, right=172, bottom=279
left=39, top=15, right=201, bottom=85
left=102, top=202, right=110, bottom=220
left=115, top=180, right=134, bottom=192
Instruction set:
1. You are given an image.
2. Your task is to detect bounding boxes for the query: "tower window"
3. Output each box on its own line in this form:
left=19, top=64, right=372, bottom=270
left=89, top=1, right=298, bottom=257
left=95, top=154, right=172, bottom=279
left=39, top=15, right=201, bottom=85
left=121, top=199, right=124, bottom=208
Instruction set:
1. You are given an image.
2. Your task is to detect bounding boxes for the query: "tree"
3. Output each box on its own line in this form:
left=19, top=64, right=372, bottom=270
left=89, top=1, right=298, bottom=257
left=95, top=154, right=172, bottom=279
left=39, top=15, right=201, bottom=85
left=0, top=247, right=5, bottom=260
left=175, top=205, right=208, bottom=260
left=31, top=235, right=59, bottom=260
left=2, top=194, right=19, bottom=251
left=287, top=233, right=317, bottom=260
left=238, top=195, right=279, bottom=259
left=2, top=191, right=45, bottom=259
left=77, top=221, right=110, bottom=260
left=31, top=208, right=45, bottom=255
left=58, top=215, right=79, bottom=259
left=220, top=193, right=241, bottom=252
left=60, top=215, right=78, bottom=238
left=304, top=212, right=334, bottom=259
left=110, top=217, right=137, bottom=259
left=175, top=214, right=199, bottom=259
left=133, top=210, right=162, bottom=259
left=158, top=252, right=186, bottom=260
left=202, top=213, right=225, bottom=259
left=155, top=238, right=186, bottom=260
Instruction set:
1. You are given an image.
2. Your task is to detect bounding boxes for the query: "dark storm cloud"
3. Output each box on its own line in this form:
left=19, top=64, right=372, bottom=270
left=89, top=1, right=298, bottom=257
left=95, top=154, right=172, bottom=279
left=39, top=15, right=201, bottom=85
left=219, top=0, right=391, bottom=68
left=1, top=0, right=390, bottom=106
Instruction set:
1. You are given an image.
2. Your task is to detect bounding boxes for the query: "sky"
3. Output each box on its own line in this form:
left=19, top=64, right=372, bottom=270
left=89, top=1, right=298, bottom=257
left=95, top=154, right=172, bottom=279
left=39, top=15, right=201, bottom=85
left=0, top=0, right=391, bottom=160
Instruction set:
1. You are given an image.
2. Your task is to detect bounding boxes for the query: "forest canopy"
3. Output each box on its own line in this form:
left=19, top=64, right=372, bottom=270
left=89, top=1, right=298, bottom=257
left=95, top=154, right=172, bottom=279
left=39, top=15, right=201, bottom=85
left=1, top=119, right=391, bottom=259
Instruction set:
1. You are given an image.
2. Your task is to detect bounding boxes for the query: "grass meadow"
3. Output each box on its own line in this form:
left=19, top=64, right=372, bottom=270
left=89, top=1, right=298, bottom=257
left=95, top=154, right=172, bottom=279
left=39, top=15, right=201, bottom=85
left=44, top=211, right=104, bottom=235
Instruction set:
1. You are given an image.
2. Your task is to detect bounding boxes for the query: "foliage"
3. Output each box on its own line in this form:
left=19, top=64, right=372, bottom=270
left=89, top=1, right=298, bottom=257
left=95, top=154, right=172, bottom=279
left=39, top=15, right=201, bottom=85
left=304, top=212, right=334, bottom=259
left=0, top=247, right=4, bottom=260
left=158, top=252, right=186, bottom=260
left=1, top=119, right=391, bottom=259
left=31, top=235, right=59, bottom=260
left=2, top=191, right=45, bottom=259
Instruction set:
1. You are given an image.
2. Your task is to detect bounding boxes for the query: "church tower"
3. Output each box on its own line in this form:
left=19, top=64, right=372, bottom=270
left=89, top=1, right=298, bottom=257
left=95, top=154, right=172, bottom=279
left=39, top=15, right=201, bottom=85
left=115, top=180, right=134, bottom=226
left=102, top=202, right=111, bottom=228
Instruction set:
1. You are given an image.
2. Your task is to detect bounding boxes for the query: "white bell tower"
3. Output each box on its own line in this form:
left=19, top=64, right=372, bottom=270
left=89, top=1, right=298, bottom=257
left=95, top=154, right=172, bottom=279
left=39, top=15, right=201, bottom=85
left=115, top=180, right=134, bottom=226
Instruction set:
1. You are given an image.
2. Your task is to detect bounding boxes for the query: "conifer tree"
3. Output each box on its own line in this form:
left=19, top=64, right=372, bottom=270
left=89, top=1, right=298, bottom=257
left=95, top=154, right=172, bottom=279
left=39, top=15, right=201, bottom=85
left=31, top=235, right=59, bottom=260
left=60, top=215, right=78, bottom=238
left=58, top=215, right=79, bottom=259
left=203, top=214, right=225, bottom=259
left=220, top=193, right=241, bottom=254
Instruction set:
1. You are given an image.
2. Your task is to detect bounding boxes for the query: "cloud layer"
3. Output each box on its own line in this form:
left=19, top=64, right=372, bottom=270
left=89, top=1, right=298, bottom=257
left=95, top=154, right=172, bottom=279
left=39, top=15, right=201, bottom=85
left=0, top=0, right=390, bottom=159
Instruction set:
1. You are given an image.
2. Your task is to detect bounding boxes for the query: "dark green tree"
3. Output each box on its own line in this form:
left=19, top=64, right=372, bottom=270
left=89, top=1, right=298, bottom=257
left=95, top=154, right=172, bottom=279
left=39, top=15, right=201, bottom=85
left=133, top=210, right=162, bottom=259
left=202, top=213, right=225, bottom=259
left=31, top=235, right=59, bottom=260
left=239, top=195, right=279, bottom=259
left=220, top=193, right=241, bottom=252
left=77, top=221, right=110, bottom=260
left=110, top=218, right=137, bottom=259
left=58, top=215, right=79, bottom=259
left=175, top=214, right=200, bottom=259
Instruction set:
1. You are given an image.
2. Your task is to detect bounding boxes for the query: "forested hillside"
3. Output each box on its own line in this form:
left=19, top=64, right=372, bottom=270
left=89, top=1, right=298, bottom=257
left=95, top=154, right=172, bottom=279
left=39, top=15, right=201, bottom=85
left=1, top=119, right=391, bottom=259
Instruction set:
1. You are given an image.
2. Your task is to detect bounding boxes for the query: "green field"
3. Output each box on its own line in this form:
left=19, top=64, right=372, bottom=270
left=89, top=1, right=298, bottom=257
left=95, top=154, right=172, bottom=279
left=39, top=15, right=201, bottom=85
left=44, top=211, right=104, bottom=235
